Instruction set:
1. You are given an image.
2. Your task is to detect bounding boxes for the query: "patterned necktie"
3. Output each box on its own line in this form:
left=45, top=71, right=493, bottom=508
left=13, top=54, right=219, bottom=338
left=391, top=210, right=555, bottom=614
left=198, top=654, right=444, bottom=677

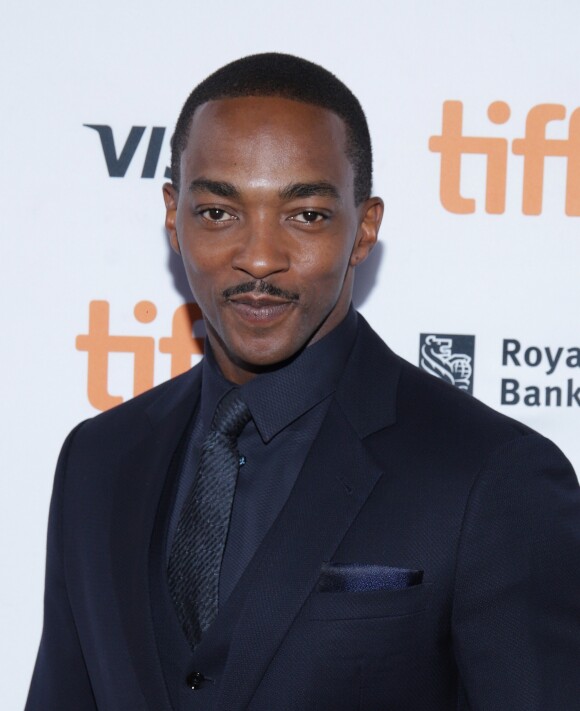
left=168, top=389, right=252, bottom=647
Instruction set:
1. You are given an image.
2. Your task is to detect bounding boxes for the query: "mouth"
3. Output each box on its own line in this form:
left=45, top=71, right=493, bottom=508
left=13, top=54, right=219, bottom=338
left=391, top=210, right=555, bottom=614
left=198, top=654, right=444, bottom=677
left=226, top=294, right=297, bottom=323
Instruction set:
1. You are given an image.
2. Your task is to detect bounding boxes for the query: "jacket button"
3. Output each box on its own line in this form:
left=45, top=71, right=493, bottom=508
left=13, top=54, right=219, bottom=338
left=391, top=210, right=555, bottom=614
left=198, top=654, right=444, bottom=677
left=186, top=671, right=205, bottom=690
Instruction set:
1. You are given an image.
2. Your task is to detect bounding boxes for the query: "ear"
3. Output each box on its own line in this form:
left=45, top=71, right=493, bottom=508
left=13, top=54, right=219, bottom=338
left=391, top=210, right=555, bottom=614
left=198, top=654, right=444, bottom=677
left=162, top=182, right=181, bottom=254
left=350, top=197, right=384, bottom=266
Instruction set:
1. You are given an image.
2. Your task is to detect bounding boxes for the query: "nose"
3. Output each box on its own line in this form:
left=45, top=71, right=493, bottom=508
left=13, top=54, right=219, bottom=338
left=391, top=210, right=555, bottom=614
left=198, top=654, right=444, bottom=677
left=231, top=214, right=290, bottom=280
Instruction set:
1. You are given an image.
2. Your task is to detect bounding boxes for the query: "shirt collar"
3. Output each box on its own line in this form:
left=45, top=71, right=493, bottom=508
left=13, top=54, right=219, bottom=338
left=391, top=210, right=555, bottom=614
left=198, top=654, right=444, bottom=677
left=200, top=306, right=358, bottom=443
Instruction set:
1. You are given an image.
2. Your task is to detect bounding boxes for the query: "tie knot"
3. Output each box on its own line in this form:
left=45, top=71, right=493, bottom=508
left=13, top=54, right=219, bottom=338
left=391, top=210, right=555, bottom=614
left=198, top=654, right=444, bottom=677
left=211, top=389, right=251, bottom=438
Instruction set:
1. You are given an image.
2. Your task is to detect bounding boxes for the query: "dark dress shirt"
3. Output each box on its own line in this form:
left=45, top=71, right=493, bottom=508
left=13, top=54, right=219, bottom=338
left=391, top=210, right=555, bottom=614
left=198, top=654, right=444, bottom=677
left=167, top=307, right=358, bottom=606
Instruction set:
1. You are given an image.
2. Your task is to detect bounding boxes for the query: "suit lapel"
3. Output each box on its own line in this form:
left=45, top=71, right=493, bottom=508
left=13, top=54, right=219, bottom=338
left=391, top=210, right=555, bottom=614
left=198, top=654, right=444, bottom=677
left=109, top=367, right=201, bottom=711
left=217, top=316, right=402, bottom=710
left=217, top=400, right=385, bottom=710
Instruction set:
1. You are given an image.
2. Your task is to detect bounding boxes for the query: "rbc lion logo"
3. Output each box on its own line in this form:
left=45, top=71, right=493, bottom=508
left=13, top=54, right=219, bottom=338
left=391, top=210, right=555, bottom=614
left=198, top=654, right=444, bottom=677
left=419, top=334, right=475, bottom=394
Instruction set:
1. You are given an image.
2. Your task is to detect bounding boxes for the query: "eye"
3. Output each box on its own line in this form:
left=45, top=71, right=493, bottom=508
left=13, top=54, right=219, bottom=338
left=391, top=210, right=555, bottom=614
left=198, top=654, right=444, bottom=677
left=290, top=211, right=327, bottom=224
left=198, top=208, right=237, bottom=222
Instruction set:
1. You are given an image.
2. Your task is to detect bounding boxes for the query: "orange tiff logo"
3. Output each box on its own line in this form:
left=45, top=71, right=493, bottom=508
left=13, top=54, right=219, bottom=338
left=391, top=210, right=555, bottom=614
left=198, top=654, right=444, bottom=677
left=429, top=101, right=580, bottom=215
left=76, top=300, right=204, bottom=411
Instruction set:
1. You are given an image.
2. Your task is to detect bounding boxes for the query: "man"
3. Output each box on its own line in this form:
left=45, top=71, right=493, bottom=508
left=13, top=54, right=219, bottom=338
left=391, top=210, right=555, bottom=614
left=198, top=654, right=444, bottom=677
left=27, top=53, right=580, bottom=710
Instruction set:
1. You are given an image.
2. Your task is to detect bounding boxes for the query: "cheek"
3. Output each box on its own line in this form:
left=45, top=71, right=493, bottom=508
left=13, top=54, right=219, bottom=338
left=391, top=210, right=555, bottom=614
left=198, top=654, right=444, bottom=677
left=179, top=252, right=220, bottom=311
left=179, top=236, right=226, bottom=283
left=298, top=241, right=353, bottom=292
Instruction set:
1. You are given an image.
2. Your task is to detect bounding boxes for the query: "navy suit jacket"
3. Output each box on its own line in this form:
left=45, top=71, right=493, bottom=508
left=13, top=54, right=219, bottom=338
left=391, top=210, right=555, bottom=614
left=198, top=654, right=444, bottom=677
left=26, top=316, right=580, bottom=710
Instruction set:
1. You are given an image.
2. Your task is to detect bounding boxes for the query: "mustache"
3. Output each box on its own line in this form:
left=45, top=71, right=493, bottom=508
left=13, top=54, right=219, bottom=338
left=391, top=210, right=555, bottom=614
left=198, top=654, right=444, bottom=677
left=222, top=280, right=300, bottom=301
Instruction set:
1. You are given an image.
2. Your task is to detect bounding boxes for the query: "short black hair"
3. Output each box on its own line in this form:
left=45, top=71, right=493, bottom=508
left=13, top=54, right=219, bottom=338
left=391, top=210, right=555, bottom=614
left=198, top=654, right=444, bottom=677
left=170, top=53, right=373, bottom=205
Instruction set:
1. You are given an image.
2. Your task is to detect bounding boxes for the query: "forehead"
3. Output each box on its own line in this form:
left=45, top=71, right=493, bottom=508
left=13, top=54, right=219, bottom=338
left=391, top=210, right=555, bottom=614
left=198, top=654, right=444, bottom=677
left=180, top=96, right=353, bottom=190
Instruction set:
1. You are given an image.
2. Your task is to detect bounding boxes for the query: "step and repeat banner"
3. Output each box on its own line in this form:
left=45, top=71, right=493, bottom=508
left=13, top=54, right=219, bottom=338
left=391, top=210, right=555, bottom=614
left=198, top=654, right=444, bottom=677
left=2, top=1, right=578, bottom=707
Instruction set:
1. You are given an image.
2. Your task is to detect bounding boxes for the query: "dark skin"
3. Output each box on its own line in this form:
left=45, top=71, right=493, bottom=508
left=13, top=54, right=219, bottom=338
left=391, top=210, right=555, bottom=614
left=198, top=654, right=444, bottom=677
left=163, top=96, right=384, bottom=385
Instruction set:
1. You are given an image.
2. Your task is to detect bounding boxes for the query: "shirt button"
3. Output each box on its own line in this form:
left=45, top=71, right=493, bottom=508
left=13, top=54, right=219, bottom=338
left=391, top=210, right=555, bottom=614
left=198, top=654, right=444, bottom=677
left=186, top=671, right=205, bottom=690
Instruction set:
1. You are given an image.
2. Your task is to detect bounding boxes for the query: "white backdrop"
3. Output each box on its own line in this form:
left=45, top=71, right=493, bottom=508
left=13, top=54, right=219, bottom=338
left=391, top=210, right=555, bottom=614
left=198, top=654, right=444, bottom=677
left=2, top=1, right=579, bottom=707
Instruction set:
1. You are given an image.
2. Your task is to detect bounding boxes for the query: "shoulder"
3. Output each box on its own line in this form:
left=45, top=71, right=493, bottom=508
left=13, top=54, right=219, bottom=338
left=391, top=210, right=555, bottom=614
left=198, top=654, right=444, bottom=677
left=397, top=354, right=529, bottom=444
left=351, top=314, right=528, bottom=442
left=354, top=316, right=573, bottom=484
left=66, top=362, right=202, bottom=457
left=400, top=356, right=576, bottom=479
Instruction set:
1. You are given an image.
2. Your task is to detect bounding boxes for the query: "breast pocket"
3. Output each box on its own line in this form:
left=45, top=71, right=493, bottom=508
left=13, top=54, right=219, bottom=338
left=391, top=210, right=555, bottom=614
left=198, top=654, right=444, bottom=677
left=306, top=582, right=432, bottom=621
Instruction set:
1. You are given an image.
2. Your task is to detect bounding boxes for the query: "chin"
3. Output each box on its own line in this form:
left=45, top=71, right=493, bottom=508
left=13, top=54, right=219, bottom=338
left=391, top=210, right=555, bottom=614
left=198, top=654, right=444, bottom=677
left=230, top=339, right=307, bottom=373
left=236, top=350, right=295, bottom=371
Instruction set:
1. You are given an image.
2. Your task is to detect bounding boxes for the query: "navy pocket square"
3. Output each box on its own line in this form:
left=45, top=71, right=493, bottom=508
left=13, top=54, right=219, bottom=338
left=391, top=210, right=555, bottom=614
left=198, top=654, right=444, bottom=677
left=316, top=563, right=423, bottom=593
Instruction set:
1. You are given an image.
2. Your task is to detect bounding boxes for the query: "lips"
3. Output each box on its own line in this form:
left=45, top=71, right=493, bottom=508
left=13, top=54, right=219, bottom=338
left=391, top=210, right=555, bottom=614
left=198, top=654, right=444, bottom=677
left=227, top=295, right=296, bottom=323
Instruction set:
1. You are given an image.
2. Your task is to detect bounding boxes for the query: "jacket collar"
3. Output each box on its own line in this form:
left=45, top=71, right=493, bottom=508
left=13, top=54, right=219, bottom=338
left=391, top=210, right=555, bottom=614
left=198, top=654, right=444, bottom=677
left=335, top=313, right=401, bottom=438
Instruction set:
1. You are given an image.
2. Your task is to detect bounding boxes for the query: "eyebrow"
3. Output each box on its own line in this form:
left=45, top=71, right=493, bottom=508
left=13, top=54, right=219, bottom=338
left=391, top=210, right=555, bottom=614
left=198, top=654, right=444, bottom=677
left=188, top=178, right=240, bottom=198
left=187, top=178, right=340, bottom=201
left=279, top=182, right=340, bottom=200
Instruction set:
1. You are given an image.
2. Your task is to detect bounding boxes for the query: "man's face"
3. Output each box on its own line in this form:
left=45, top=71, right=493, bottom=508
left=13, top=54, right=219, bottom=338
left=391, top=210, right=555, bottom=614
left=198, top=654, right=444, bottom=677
left=163, top=96, right=383, bottom=384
